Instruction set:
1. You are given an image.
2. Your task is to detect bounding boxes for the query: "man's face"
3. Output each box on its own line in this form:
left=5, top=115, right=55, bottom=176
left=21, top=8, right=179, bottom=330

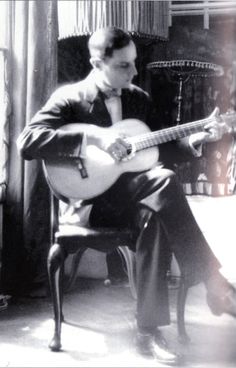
left=97, top=41, right=138, bottom=89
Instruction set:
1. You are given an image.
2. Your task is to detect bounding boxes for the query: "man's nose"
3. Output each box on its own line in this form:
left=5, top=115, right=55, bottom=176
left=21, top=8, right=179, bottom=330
left=130, top=63, right=138, bottom=77
left=132, top=64, right=138, bottom=76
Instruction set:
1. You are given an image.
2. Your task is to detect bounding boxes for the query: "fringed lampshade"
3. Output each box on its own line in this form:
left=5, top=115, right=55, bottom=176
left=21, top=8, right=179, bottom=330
left=57, top=0, right=169, bottom=41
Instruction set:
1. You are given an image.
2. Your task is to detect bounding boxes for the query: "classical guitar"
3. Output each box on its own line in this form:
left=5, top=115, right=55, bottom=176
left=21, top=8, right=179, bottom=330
left=43, top=107, right=235, bottom=200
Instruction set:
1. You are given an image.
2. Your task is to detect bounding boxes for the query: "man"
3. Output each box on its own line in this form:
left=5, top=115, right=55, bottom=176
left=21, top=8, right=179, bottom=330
left=17, top=27, right=236, bottom=364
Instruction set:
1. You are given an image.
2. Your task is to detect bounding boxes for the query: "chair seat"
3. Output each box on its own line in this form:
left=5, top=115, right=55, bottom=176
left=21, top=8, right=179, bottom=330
left=56, top=225, right=134, bottom=253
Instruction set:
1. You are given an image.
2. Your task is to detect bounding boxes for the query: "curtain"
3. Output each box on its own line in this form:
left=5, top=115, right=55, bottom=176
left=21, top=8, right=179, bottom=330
left=58, top=0, right=169, bottom=40
left=0, top=49, right=9, bottom=203
left=0, top=1, right=10, bottom=203
left=1, top=0, right=58, bottom=295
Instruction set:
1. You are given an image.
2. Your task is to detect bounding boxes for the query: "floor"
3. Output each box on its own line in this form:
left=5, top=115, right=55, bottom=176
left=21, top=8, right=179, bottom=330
left=187, top=195, right=236, bottom=284
left=0, top=278, right=236, bottom=368
left=0, top=195, right=236, bottom=367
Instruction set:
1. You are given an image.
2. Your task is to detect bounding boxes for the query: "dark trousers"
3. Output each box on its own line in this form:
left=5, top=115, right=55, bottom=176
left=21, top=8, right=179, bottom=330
left=90, top=166, right=221, bottom=331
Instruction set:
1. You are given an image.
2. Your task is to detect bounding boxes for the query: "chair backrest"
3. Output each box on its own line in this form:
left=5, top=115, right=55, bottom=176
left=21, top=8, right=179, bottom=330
left=49, top=191, right=59, bottom=246
left=43, top=161, right=92, bottom=246
left=42, top=161, right=69, bottom=246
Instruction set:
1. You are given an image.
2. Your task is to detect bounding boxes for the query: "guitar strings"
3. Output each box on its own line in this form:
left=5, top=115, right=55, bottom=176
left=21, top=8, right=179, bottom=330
left=127, top=117, right=213, bottom=152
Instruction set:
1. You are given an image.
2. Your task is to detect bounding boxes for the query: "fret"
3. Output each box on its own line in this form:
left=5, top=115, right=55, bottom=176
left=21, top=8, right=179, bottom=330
left=125, top=108, right=236, bottom=154
left=128, top=116, right=212, bottom=152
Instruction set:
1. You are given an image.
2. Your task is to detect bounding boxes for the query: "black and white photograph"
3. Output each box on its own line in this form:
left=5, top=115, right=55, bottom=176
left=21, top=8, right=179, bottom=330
left=0, top=1, right=236, bottom=367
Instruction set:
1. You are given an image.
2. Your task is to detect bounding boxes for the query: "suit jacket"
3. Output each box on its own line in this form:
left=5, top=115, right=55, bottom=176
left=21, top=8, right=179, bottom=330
left=17, top=70, right=193, bottom=164
left=17, top=71, right=153, bottom=161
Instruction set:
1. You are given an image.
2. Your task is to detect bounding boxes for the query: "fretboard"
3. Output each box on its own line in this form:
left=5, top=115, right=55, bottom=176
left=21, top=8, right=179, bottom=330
left=126, top=116, right=213, bottom=152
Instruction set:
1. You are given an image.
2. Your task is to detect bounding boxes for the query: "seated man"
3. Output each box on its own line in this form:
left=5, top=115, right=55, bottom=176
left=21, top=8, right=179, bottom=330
left=17, top=27, right=236, bottom=365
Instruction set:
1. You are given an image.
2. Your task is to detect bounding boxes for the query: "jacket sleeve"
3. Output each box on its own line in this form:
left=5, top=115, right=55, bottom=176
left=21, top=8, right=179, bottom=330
left=17, top=86, right=85, bottom=160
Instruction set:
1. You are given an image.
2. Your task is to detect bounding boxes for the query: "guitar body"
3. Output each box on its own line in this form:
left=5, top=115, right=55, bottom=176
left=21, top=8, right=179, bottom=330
left=44, top=119, right=159, bottom=200
left=43, top=108, right=235, bottom=201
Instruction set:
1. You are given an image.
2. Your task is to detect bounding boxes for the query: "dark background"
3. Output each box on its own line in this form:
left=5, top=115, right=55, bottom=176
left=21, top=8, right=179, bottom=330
left=58, top=15, right=236, bottom=196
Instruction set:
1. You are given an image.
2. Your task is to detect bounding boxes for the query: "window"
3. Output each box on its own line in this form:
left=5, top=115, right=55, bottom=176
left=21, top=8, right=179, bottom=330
left=169, top=1, right=236, bottom=29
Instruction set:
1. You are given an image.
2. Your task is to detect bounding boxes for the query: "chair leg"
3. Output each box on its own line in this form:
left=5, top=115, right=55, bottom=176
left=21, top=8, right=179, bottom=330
left=47, top=242, right=65, bottom=351
left=118, top=246, right=137, bottom=299
left=177, top=278, right=190, bottom=344
left=65, top=248, right=87, bottom=291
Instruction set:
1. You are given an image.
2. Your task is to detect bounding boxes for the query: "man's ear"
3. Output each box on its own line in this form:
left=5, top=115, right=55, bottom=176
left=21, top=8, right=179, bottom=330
left=90, top=57, right=103, bottom=70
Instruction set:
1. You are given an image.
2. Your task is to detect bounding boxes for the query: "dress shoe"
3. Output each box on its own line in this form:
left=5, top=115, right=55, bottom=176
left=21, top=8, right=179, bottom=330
left=207, top=286, right=236, bottom=318
left=135, top=330, right=181, bottom=365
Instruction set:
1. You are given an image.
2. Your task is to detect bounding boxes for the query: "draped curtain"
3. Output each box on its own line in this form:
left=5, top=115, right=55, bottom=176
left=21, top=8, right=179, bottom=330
left=58, top=0, right=169, bottom=40
left=0, top=49, right=9, bottom=203
left=1, top=0, right=58, bottom=295
left=0, top=2, right=10, bottom=204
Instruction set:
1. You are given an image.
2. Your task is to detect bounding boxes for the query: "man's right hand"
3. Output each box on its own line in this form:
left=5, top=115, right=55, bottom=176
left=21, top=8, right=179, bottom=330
left=87, top=131, right=132, bottom=161
left=106, top=136, right=133, bottom=161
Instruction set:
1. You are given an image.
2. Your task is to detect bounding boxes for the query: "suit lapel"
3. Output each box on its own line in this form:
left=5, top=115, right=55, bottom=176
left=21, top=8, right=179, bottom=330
left=89, top=91, right=112, bottom=127
left=81, top=72, right=112, bottom=127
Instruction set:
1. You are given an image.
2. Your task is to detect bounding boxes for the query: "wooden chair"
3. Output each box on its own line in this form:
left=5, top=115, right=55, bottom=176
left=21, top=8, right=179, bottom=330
left=46, top=189, right=190, bottom=352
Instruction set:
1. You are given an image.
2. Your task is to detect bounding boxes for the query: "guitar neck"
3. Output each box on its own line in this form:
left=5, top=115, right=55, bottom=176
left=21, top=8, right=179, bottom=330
left=127, top=116, right=213, bottom=152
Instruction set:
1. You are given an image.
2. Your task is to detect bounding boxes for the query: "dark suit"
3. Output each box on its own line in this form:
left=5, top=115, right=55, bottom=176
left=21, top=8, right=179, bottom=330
left=17, top=71, right=221, bottom=332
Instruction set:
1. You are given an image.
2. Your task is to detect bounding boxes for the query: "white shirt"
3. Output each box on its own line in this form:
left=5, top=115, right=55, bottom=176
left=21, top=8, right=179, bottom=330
left=104, top=96, right=122, bottom=124
left=94, top=70, right=122, bottom=124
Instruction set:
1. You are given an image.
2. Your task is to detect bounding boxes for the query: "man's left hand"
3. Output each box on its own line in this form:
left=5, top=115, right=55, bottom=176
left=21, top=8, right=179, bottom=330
left=190, top=118, right=228, bottom=146
left=202, top=118, right=228, bottom=143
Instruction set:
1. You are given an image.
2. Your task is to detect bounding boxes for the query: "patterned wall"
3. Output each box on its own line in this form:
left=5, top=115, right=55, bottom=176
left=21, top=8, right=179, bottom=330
left=149, top=16, right=236, bottom=196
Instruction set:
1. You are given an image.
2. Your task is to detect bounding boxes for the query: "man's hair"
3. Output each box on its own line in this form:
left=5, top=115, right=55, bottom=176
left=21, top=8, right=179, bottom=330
left=88, top=27, right=132, bottom=59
